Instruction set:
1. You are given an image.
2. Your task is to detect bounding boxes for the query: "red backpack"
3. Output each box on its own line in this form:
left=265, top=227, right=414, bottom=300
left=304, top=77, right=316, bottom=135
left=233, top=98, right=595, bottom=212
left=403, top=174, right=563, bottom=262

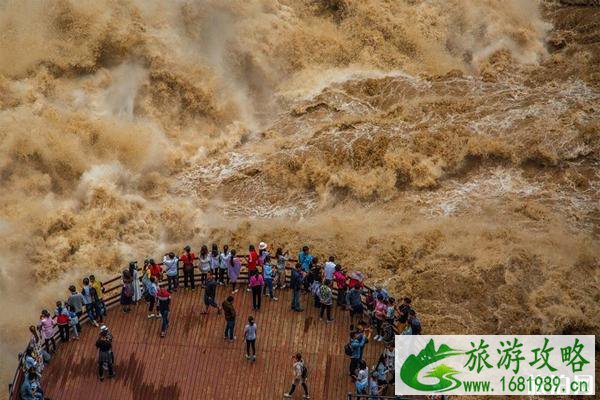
left=56, top=311, right=69, bottom=325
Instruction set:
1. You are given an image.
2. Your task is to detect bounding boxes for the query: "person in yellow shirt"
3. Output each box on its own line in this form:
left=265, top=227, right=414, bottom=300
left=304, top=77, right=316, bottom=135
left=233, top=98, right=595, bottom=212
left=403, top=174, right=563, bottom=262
left=89, top=275, right=106, bottom=317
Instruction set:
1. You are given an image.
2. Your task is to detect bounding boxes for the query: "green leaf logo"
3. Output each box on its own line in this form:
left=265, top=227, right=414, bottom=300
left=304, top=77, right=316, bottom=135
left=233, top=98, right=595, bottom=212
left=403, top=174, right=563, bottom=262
left=400, top=339, right=464, bottom=392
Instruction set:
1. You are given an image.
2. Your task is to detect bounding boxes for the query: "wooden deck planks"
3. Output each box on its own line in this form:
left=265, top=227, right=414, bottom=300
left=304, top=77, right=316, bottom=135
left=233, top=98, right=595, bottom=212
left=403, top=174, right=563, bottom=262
left=41, top=285, right=384, bottom=400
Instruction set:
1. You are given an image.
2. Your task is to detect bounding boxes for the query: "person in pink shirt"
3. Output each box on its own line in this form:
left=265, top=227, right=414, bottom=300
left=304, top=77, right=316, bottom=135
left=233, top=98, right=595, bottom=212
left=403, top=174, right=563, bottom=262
left=38, top=309, right=56, bottom=353
left=248, top=270, right=264, bottom=310
left=373, top=296, right=388, bottom=342
left=333, top=265, right=348, bottom=308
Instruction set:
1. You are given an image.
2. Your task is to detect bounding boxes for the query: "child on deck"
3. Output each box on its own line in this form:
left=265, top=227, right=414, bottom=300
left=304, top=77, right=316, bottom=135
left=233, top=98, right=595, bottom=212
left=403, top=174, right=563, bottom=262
left=67, top=304, right=80, bottom=340
left=54, top=301, right=70, bottom=342
left=244, top=316, right=257, bottom=361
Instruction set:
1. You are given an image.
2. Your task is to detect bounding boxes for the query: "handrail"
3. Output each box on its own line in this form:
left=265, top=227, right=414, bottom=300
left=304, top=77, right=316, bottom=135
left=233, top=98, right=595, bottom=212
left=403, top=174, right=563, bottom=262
left=9, top=255, right=389, bottom=399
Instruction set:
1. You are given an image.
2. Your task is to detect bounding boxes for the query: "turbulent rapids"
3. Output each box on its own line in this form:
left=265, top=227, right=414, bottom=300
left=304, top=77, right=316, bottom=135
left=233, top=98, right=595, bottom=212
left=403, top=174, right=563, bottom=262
left=0, top=0, right=599, bottom=390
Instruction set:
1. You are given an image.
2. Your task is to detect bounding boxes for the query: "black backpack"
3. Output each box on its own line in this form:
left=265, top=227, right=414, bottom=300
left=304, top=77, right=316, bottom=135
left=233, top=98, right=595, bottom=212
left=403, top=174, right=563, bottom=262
left=301, top=364, right=308, bottom=379
left=344, top=342, right=353, bottom=356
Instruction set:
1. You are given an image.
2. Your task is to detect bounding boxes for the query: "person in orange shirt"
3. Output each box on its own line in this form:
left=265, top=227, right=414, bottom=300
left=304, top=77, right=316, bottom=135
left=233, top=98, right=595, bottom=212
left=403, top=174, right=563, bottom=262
left=180, top=245, right=196, bottom=290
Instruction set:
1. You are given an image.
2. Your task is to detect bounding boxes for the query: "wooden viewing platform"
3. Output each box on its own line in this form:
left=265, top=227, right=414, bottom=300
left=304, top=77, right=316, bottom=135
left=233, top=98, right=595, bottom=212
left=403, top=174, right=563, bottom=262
left=13, top=269, right=386, bottom=400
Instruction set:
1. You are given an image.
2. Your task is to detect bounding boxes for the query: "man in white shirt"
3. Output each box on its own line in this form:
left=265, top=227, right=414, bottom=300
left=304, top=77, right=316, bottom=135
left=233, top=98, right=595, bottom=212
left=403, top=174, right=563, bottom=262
left=323, top=256, right=336, bottom=281
left=284, top=353, right=309, bottom=399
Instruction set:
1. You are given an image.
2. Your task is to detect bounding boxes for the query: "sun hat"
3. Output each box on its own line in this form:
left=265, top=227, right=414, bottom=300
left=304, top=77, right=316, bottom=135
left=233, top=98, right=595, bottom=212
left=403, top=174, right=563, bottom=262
left=350, top=271, right=364, bottom=281
left=259, top=242, right=268, bottom=250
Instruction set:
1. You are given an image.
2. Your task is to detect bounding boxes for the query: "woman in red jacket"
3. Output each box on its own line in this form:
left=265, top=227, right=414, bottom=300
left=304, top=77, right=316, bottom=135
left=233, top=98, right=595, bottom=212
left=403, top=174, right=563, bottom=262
left=246, top=244, right=259, bottom=292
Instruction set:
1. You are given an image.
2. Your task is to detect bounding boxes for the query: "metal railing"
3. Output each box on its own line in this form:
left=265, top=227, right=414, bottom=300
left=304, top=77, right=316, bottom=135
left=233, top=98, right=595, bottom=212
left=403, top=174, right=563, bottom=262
left=9, top=256, right=387, bottom=399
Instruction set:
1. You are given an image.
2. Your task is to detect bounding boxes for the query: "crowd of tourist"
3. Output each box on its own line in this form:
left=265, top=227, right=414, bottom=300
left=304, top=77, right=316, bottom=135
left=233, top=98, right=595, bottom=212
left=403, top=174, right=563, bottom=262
left=21, top=273, right=108, bottom=399
left=20, top=242, right=426, bottom=400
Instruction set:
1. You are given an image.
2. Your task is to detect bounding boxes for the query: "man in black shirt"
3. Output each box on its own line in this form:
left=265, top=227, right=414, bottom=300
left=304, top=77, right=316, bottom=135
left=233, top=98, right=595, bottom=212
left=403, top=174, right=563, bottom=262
left=290, top=263, right=305, bottom=312
left=202, top=272, right=221, bottom=315
left=96, top=330, right=114, bottom=381
left=397, top=297, right=412, bottom=324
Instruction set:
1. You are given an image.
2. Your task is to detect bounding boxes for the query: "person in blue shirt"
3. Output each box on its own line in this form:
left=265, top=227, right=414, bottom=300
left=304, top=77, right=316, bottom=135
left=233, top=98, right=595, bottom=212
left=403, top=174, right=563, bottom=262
left=349, top=331, right=366, bottom=377
left=298, top=246, right=313, bottom=272
left=262, top=256, right=278, bottom=301
left=408, top=310, right=422, bottom=335
left=20, top=370, right=44, bottom=400
left=347, top=285, right=364, bottom=323
left=290, top=263, right=304, bottom=312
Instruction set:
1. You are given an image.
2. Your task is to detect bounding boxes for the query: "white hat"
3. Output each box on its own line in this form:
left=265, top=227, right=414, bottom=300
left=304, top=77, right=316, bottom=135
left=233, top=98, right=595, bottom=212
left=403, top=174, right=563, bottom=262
left=100, top=325, right=108, bottom=332
left=259, top=242, right=268, bottom=250
left=350, top=271, right=364, bottom=281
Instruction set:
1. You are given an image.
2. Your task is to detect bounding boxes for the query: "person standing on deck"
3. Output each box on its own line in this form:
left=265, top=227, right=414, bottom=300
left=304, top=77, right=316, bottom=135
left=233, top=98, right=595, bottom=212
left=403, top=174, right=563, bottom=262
left=163, top=251, right=179, bottom=292
left=408, top=310, right=422, bottom=335
left=248, top=269, right=264, bottom=310
left=82, top=277, right=101, bottom=325
left=143, top=275, right=159, bottom=319
left=157, top=287, right=171, bottom=338
left=100, top=325, right=114, bottom=365
left=298, top=245, right=313, bottom=273
left=290, top=263, right=305, bottom=312
left=219, top=244, right=231, bottom=285
left=96, top=329, right=115, bottom=381
left=262, top=255, right=278, bottom=301
left=333, top=265, right=348, bottom=308
left=373, top=295, right=387, bottom=341
left=120, top=269, right=134, bottom=313
left=67, top=285, right=84, bottom=332
left=67, top=304, right=80, bottom=340
left=201, top=272, right=221, bottom=315
left=275, top=248, right=289, bottom=289
left=198, top=245, right=211, bottom=288
left=222, top=295, right=236, bottom=341
left=147, top=259, right=163, bottom=284
left=355, top=360, right=369, bottom=394
left=37, top=310, right=56, bottom=353
left=210, top=243, right=221, bottom=282
left=89, top=274, right=107, bottom=317
left=348, top=285, right=364, bottom=323
left=243, top=316, right=257, bottom=361
left=323, top=256, right=336, bottom=282
left=228, top=249, right=242, bottom=294
left=284, top=353, right=310, bottom=399
left=318, top=279, right=334, bottom=322
left=246, top=244, right=259, bottom=291
left=129, top=262, right=142, bottom=304
left=397, top=297, right=412, bottom=326
left=20, top=370, right=44, bottom=400
left=54, top=301, right=70, bottom=342
left=349, top=330, right=366, bottom=377
left=180, top=245, right=196, bottom=290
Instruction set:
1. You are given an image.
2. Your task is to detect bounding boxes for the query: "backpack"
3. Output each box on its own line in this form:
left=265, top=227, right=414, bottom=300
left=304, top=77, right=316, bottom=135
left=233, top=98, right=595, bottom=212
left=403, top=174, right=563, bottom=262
left=123, top=284, right=133, bottom=298
left=56, top=311, right=69, bottom=325
left=301, top=364, right=308, bottom=379
left=309, top=281, right=321, bottom=296
left=344, top=341, right=353, bottom=356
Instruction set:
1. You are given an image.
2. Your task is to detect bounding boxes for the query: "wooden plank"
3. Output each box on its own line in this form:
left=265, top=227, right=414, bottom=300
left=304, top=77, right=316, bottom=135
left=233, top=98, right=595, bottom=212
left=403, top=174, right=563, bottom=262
left=39, top=283, right=385, bottom=400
